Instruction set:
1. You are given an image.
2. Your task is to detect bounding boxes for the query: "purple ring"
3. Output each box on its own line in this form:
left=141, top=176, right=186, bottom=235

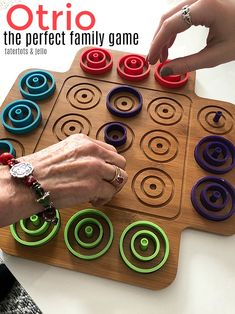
left=104, top=122, right=127, bottom=147
left=194, top=135, right=235, bottom=174
left=203, top=142, right=229, bottom=167
left=200, top=183, right=229, bottom=211
left=191, top=176, right=235, bottom=221
left=106, top=85, right=143, bottom=118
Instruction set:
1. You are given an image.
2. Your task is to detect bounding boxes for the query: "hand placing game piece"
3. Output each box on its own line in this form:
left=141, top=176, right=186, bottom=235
left=147, top=0, right=235, bottom=75
left=0, top=134, right=127, bottom=227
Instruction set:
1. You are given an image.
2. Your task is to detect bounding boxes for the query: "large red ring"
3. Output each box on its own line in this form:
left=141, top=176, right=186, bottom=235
left=117, top=54, right=150, bottom=81
left=154, top=61, right=189, bottom=88
left=80, top=48, right=113, bottom=75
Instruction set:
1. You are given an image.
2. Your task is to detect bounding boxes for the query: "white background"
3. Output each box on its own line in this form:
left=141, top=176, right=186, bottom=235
left=1, top=1, right=235, bottom=313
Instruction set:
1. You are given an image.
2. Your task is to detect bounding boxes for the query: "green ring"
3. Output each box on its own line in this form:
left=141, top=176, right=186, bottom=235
left=10, top=210, right=60, bottom=247
left=30, top=215, right=40, bottom=227
left=64, top=208, right=113, bottom=260
left=140, top=237, right=149, bottom=251
left=119, top=221, right=170, bottom=273
left=85, top=225, right=93, bottom=238
left=19, top=215, right=49, bottom=236
left=74, top=218, right=103, bottom=249
left=130, top=230, right=160, bottom=262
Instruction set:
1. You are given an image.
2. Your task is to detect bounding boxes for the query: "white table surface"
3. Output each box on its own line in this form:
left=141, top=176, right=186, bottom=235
left=1, top=1, right=235, bottom=313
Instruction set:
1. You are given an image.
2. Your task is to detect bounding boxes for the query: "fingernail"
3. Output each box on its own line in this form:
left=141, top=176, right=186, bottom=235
left=160, top=67, right=173, bottom=77
left=145, top=54, right=149, bottom=62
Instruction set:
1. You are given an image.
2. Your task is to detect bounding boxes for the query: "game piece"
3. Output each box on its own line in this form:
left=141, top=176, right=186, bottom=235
left=1, top=99, right=41, bottom=134
left=19, top=70, right=56, bottom=100
left=191, top=176, right=235, bottom=221
left=80, top=47, right=113, bottom=74
left=0, top=140, right=16, bottom=156
left=213, top=111, right=223, bottom=122
left=104, top=122, right=127, bottom=147
left=119, top=221, right=170, bottom=274
left=154, top=60, right=189, bottom=88
left=194, top=135, right=235, bottom=174
left=117, top=54, right=150, bottom=81
left=64, top=208, right=113, bottom=260
left=106, top=85, right=143, bottom=117
left=10, top=211, right=60, bottom=247
left=0, top=47, right=234, bottom=290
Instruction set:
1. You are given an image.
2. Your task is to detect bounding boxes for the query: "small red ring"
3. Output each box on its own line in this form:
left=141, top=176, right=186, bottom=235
left=117, top=54, right=150, bottom=81
left=154, top=61, right=189, bottom=88
left=80, top=48, right=113, bottom=75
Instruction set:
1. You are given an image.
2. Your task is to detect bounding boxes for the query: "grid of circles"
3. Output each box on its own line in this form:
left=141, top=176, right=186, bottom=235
left=10, top=211, right=60, bottom=247
left=119, top=221, right=170, bottom=273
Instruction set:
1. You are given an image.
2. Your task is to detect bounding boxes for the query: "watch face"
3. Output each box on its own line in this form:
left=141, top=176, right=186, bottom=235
left=10, top=162, right=34, bottom=178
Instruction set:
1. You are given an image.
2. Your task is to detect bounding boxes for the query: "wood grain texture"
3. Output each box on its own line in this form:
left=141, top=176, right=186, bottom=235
left=0, top=48, right=234, bottom=290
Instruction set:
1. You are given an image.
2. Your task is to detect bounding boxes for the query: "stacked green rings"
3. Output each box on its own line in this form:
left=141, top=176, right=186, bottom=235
left=10, top=210, right=60, bottom=247
left=119, top=221, right=170, bottom=273
left=64, top=208, right=114, bottom=260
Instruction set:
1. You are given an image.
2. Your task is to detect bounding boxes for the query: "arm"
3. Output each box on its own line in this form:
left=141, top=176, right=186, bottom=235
left=0, top=134, right=127, bottom=227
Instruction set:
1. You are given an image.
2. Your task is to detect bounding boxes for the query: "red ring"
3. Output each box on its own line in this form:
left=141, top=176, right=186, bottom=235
left=154, top=61, right=189, bottom=88
left=80, top=48, right=113, bottom=74
left=117, top=54, right=150, bottom=81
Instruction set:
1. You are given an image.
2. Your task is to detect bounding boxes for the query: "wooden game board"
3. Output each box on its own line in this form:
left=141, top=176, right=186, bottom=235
left=0, top=47, right=234, bottom=290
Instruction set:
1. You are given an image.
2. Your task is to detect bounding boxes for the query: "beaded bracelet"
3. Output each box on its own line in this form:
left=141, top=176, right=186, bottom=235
left=0, top=152, right=58, bottom=224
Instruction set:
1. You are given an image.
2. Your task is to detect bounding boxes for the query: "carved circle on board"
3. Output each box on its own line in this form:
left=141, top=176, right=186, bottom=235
left=147, top=98, right=183, bottom=125
left=67, top=84, right=102, bottom=110
left=96, top=122, right=134, bottom=153
left=0, top=138, right=25, bottom=157
left=53, top=114, right=91, bottom=141
left=140, top=130, right=179, bottom=162
left=132, top=168, right=174, bottom=207
left=198, top=106, right=233, bottom=134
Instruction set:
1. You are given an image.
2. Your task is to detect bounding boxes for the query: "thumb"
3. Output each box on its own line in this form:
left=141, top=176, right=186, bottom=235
left=160, top=46, right=224, bottom=76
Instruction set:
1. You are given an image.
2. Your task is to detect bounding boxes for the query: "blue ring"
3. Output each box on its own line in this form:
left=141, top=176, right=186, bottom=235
left=19, top=70, right=56, bottom=101
left=1, top=100, right=41, bottom=134
left=0, top=140, right=16, bottom=157
left=26, top=73, right=48, bottom=95
left=8, top=104, right=33, bottom=128
left=106, top=85, right=143, bottom=118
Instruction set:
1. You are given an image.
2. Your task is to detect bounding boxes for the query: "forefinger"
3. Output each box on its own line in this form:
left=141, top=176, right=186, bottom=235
left=148, top=0, right=200, bottom=64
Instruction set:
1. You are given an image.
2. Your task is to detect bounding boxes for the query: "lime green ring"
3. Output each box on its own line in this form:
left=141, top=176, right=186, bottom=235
left=119, top=221, right=170, bottom=273
left=19, top=216, right=49, bottom=236
left=74, top=217, right=103, bottom=249
left=140, top=237, right=149, bottom=251
left=130, top=230, right=160, bottom=262
left=64, top=208, right=114, bottom=260
left=85, top=225, right=93, bottom=238
left=30, top=215, right=40, bottom=227
left=10, top=210, right=60, bottom=247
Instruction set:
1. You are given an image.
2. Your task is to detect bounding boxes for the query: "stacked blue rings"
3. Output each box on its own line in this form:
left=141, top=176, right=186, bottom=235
left=19, top=70, right=56, bottom=101
left=1, top=100, right=41, bottom=134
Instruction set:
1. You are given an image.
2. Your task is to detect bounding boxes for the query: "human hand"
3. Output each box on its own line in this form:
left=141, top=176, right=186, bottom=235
left=21, top=134, right=127, bottom=209
left=147, top=0, right=235, bottom=75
